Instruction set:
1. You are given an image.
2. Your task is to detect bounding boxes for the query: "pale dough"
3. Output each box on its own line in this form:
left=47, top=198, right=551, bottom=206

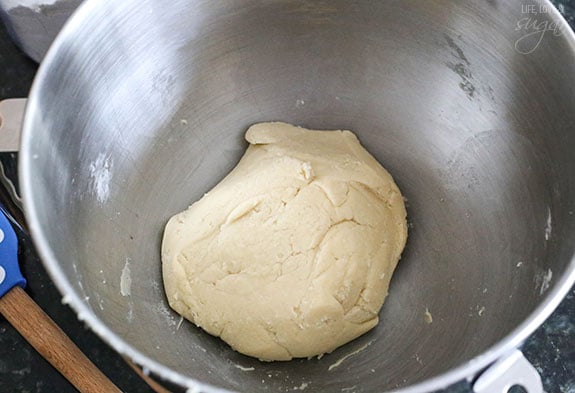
left=162, top=122, right=408, bottom=361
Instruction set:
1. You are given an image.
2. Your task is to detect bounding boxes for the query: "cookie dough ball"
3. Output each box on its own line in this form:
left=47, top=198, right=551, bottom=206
left=162, top=122, right=407, bottom=361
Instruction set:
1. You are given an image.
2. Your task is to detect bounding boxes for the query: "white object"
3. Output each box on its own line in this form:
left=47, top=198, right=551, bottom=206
left=0, top=99, right=25, bottom=152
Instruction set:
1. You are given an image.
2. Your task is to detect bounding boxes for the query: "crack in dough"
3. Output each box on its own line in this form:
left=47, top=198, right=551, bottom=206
left=162, top=122, right=408, bottom=361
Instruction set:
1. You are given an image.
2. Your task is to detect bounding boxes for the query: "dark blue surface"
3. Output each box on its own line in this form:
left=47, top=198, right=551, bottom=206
left=0, top=2, right=574, bottom=393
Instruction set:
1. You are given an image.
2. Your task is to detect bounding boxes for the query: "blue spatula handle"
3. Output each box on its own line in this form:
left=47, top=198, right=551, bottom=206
left=0, top=210, right=26, bottom=297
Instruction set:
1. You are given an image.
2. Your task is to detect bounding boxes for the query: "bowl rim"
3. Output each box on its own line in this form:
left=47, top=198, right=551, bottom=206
left=19, top=0, right=575, bottom=392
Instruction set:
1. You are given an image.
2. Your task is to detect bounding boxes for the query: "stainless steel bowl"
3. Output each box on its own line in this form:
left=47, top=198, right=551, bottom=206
left=20, top=0, right=575, bottom=392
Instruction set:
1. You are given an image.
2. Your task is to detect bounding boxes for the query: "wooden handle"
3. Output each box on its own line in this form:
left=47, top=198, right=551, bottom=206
left=125, top=359, right=172, bottom=393
left=0, top=286, right=123, bottom=393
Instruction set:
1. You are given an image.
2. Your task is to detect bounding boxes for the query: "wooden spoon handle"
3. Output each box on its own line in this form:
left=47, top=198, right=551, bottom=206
left=0, top=286, right=122, bottom=393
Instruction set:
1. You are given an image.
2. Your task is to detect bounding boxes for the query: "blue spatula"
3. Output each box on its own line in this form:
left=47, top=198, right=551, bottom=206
left=0, top=209, right=122, bottom=393
left=0, top=206, right=26, bottom=294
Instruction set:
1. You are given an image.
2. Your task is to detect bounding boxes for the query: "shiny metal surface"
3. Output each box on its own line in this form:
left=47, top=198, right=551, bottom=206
left=19, top=0, right=575, bottom=392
